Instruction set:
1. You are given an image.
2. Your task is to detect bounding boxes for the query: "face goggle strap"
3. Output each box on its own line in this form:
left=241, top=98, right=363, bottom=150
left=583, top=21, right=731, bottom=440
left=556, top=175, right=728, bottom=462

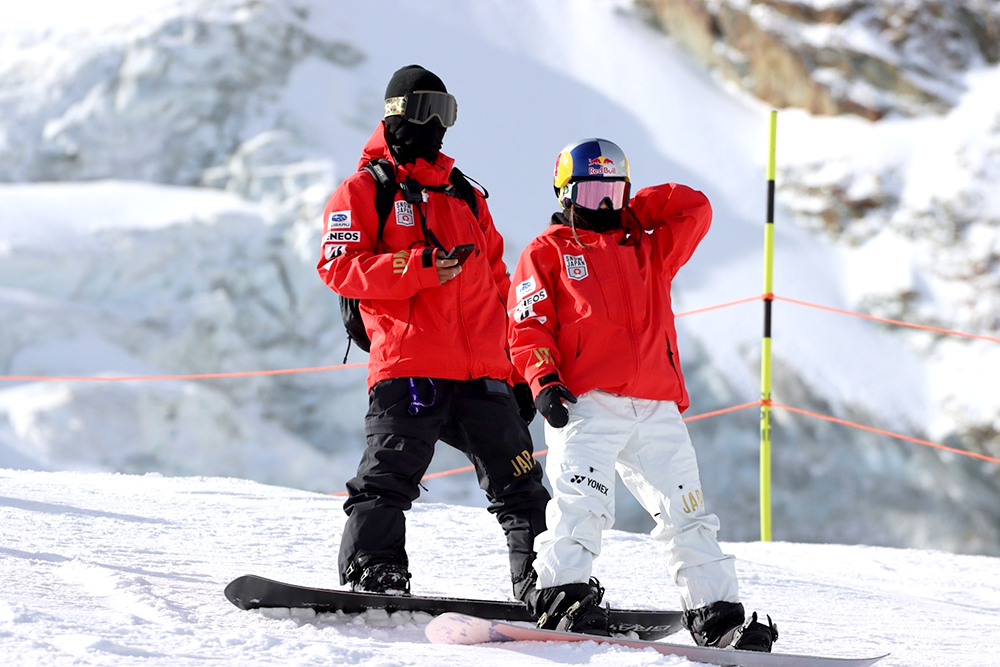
left=562, top=180, right=629, bottom=210
left=384, top=91, right=458, bottom=127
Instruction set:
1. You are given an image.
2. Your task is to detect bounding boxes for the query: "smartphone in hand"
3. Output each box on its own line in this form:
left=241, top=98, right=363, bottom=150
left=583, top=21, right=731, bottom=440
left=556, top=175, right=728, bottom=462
left=441, top=244, right=476, bottom=266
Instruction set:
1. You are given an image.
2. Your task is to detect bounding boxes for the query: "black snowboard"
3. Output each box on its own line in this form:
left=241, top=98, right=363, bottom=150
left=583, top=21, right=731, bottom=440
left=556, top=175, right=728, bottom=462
left=224, top=574, right=684, bottom=640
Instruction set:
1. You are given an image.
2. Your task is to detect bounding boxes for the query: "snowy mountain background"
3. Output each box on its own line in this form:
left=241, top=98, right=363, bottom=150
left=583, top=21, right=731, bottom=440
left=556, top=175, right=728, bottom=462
left=1, top=0, right=998, bottom=556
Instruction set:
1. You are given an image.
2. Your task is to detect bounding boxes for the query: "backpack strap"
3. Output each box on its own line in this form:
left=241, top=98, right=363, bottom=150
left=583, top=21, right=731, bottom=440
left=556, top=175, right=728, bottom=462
left=360, top=158, right=398, bottom=249
left=364, top=158, right=485, bottom=227
left=341, top=158, right=398, bottom=363
left=448, top=166, right=486, bottom=220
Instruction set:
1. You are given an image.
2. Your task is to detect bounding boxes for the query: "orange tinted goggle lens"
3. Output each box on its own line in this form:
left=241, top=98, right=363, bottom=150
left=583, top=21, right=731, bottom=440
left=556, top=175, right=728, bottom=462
left=569, top=180, right=628, bottom=209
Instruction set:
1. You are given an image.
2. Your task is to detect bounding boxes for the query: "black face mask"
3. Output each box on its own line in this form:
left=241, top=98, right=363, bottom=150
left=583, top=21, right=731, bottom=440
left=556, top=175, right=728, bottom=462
left=571, top=205, right=622, bottom=233
left=385, top=116, right=447, bottom=164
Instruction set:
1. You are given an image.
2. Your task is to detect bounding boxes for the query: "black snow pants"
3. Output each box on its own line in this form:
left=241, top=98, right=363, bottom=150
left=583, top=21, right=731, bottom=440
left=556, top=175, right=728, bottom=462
left=338, top=377, right=550, bottom=592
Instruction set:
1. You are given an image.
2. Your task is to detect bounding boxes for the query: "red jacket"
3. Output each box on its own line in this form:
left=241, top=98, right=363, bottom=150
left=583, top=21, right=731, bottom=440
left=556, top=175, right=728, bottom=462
left=507, top=183, right=712, bottom=411
left=318, top=124, right=519, bottom=389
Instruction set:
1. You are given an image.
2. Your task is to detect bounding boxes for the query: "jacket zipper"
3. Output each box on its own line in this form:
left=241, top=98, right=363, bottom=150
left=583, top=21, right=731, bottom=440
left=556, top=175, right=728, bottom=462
left=459, top=271, right=474, bottom=379
left=611, top=242, right=640, bottom=393
left=456, top=199, right=474, bottom=378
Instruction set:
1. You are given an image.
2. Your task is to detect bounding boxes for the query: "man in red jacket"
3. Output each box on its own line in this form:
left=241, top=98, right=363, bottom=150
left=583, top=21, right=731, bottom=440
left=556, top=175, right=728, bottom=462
left=318, top=65, right=548, bottom=598
left=507, top=138, right=777, bottom=651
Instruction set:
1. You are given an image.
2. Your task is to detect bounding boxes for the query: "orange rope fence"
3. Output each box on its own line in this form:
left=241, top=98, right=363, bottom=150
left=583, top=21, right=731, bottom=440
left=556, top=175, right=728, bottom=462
left=0, top=362, right=367, bottom=383
left=767, top=401, right=1000, bottom=465
left=679, top=400, right=760, bottom=422
left=3, top=292, right=994, bottom=383
left=773, top=295, right=1000, bottom=343
left=675, top=295, right=762, bottom=318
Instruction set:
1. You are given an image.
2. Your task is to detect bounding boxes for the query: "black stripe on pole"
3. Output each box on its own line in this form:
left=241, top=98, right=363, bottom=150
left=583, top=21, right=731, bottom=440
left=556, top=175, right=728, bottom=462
left=763, top=299, right=772, bottom=338
left=767, top=180, right=775, bottom=224
left=764, top=176, right=775, bottom=339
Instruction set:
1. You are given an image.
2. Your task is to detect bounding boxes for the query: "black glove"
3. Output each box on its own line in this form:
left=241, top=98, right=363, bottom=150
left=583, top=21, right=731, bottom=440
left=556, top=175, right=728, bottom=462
left=513, top=382, right=536, bottom=425
left=534, top=384, right=577, bottom=428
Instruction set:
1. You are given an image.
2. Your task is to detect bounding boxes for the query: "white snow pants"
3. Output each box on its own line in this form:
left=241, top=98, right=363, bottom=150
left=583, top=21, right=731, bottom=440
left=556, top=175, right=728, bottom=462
left=533, top=390, right=740, bottom=610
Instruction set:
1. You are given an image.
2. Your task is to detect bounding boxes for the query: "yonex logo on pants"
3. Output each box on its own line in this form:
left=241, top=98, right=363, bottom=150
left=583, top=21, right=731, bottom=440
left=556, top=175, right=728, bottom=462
left=568, top=474, right=608, bottom=496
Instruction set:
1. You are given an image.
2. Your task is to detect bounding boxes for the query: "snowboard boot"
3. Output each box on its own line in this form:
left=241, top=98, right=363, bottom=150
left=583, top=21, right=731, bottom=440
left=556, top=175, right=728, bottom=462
left=512, top=567, right=538, bottom=604
left=683, top=601, right=778, bottom=652
left=529, top=578, right=611, bottom=637
left=347, top=561, right=412, bottom=595
left=731, top=612, right=779, bottom=652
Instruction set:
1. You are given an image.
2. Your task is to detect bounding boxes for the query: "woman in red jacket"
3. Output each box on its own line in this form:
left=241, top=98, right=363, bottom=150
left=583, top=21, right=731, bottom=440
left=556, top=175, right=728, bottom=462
left=507, top=138, right=777, bottom=651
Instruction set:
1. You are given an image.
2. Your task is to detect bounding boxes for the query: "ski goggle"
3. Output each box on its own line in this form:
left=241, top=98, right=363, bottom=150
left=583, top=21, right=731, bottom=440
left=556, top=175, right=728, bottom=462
left=384, top=91, right=458, bottom=127
left=562, top=179, right=630, bottom=210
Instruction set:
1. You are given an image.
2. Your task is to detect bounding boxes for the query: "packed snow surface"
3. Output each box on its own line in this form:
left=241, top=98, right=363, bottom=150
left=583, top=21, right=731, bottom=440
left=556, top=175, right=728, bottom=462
left=1, top=469, right=996, bottom=666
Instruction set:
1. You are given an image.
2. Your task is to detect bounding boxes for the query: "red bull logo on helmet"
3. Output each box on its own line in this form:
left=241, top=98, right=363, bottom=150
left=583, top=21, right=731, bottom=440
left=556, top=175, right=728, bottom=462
left=588, top=155, right=617, bottom=176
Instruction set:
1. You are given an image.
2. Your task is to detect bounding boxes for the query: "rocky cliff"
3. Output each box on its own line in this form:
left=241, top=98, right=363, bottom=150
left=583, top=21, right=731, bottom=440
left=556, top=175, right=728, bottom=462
left=638, top=0, right=1000, bottom=119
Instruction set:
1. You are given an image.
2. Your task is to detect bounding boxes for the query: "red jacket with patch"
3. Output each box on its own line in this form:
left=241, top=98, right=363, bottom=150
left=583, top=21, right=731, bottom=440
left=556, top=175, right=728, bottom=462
left=507, top=183, right=712, bottom=411
left=318, top=124, right=519, bottom=390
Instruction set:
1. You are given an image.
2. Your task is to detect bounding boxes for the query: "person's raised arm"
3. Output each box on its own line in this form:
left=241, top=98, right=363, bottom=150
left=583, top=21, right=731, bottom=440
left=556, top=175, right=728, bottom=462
left=628, top=183, right=712, bottom=277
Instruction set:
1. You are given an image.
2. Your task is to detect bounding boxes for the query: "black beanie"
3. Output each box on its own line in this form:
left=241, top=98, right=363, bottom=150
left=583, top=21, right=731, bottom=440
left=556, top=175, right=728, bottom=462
left=385, top=65, right=447, bottom=99
left=383, top=65, right=449, bottom=163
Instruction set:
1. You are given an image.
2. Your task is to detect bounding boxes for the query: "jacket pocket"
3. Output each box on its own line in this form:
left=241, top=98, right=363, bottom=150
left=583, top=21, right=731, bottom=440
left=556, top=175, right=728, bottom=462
left=665, top=332, right=682, bottom=384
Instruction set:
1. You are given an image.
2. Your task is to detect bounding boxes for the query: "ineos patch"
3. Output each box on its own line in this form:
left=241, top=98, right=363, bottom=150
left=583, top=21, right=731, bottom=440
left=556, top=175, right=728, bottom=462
left=324, top=230, right=361, bottom=244
left=518, top=288, right=548, bottom=308
left=512, top=288, right=548, bottom=323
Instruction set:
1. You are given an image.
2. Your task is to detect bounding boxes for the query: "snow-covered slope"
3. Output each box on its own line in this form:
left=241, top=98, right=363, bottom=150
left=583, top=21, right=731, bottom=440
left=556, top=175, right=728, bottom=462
left=1, top=469, right=997, bottom=667
left=0, top=0, right=997, bottom=555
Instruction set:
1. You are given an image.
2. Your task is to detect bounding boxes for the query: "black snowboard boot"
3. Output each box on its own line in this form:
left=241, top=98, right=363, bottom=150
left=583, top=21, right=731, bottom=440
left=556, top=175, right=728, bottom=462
left=347, top=561, right=411, bottom=595
left=529, top=578, right=610, bottom=637
left=512, top=566, right=537, bottom=604
left=731, top=612, right=779, bottom=652
left=683, top=601, right=777, bottom=652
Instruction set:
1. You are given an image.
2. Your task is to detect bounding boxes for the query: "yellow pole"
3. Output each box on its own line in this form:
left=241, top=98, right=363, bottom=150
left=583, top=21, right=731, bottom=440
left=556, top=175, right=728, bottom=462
left=760, top=111, right=777, bottom=542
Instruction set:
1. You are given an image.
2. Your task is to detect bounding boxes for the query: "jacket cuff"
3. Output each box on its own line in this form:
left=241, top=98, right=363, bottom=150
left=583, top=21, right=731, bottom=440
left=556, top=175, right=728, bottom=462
left=410, top=247, right=442, bottom=289
left=531, top=371, right=562, bottom=397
